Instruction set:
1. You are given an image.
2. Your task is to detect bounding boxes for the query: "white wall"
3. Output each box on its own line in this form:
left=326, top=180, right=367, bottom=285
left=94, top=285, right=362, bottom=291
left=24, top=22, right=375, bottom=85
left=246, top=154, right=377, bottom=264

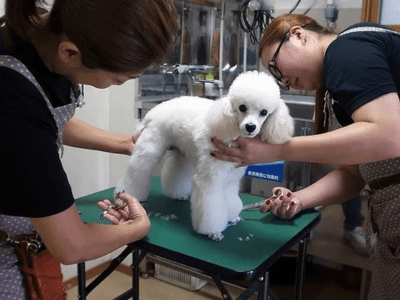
left=61, top=81, right=138, bottom=280
left=380, top=0, right=400, bottom=24
left=61, top=81, right=139, bottom=198
left=109, top=80, right=140, bottom=186
left=61, top=87, right=111, bottom=198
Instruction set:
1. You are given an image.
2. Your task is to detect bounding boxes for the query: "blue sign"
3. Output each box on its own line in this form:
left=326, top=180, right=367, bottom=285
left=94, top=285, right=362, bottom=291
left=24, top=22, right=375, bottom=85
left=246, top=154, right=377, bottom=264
left=245, top=161, right=284, bottom=182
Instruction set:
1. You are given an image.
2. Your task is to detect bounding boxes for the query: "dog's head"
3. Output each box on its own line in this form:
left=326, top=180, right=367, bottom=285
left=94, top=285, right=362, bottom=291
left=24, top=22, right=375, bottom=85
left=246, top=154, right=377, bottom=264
left=223, top=71, right=294, bottom=144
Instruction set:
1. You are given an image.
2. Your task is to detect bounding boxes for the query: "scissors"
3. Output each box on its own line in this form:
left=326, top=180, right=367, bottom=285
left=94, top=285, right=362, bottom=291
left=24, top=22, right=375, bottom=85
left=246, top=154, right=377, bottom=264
left=242, top=188, right=284, bottom=211
left=100, top=190, right=126, bottom=220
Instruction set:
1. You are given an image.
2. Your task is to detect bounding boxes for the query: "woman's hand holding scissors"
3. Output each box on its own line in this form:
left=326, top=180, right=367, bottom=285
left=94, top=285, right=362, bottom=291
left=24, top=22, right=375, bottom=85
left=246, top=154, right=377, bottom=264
left=260, top=188, right=303, bottom=219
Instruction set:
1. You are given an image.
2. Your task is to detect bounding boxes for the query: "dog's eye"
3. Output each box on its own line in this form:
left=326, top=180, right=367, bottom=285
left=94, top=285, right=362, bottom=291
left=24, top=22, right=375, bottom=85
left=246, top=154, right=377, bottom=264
left=260, top=109, right=268, bottom=116
left=239, top=105, right=247, bottom=112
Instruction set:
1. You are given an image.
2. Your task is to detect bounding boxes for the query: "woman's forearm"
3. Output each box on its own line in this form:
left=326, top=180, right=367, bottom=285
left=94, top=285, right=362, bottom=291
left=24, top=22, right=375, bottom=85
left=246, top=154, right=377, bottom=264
left=31, top=205, right=151, bottom=265
left=66, top=217, right=151, bottom=264
left=280, top=120, right=400, bottom=165
left=63, top=117, right=133, bottom=155
left=281, top=93, right=400, bottom=165
left=210, top=118, right=400, bottom=166
left=295, top=165, right=365, bottom=209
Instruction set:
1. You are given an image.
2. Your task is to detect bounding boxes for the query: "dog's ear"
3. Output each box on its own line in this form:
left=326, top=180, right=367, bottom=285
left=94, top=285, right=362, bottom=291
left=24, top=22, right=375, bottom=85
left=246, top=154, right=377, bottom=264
left=261, top=99, right=294, bottom=144
left=207, top=96, right=240, bottom=140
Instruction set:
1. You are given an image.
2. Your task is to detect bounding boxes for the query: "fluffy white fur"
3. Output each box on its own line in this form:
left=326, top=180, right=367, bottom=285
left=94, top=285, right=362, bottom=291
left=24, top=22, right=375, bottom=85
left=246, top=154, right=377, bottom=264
left=116, top=71, right=294, bottom=241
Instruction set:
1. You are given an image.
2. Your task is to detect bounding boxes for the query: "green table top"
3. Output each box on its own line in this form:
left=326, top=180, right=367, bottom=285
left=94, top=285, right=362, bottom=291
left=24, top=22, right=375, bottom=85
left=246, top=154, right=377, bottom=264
left=76, top=177, right=320, bottom=279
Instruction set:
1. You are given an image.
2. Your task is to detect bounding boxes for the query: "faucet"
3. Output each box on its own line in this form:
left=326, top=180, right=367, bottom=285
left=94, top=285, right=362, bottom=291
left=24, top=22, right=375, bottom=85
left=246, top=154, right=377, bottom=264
left=164, top=64, right=220, bottom=96
left=161, top=64, right=224, bottom=98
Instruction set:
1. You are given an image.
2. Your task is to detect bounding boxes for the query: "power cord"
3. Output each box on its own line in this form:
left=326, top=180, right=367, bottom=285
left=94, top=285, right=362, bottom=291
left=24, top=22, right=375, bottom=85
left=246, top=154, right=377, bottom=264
left=289, top=0, right=302, bottom=13
left=239, top=0, right=307, bottom=44
left=239, top=0, right=274, bottom=44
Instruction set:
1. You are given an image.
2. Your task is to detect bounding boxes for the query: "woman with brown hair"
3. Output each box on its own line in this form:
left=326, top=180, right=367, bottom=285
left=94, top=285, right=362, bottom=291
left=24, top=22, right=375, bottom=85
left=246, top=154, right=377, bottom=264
left=211, top=14, right=400, bottom=299
left=0, top=0, right=177, bottom=298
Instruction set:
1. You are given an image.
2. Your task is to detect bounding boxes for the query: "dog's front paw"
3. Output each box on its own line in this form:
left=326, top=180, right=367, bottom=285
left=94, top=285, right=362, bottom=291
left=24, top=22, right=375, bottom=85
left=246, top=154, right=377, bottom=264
left=207, top=233, right=224, bottom=241
left=228, top=216, right=242, bottom=227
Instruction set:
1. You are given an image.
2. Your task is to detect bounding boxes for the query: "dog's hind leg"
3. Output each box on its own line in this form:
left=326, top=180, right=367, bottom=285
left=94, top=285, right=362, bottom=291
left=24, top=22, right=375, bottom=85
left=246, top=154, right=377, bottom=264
left=115, top=128, right=167, bottom=202
left=161, top=150, right=195, bottom=200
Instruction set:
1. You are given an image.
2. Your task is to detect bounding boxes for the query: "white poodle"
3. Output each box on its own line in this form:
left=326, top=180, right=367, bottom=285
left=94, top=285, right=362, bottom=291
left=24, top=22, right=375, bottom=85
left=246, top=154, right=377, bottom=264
left=116, top=71, right=294, bottom=241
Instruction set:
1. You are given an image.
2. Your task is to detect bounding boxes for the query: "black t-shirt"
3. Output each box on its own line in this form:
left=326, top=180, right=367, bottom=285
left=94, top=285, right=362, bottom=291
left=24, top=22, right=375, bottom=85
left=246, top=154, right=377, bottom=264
left=324, top=23, right=400, bottom=126
left=0, top=28, right=75, bottom=217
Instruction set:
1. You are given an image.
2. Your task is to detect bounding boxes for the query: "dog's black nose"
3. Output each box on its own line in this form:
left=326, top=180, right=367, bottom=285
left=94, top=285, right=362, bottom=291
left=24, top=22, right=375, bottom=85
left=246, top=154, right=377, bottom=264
left=245, top=123, right=256, bottom=133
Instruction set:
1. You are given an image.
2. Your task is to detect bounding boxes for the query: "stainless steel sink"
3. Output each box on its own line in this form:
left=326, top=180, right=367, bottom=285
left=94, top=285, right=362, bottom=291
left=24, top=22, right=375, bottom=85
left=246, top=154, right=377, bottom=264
left=282, top=94, right=315, bottom=121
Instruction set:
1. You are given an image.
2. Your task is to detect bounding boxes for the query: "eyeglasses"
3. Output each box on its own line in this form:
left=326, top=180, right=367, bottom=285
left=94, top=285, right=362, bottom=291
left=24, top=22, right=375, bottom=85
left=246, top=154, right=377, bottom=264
left=268, top=32, right=290, bottom=90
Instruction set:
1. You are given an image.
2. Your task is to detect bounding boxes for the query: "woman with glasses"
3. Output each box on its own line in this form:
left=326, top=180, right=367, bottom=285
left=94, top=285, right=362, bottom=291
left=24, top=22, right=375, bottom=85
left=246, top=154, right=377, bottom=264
left=0, top=0, right=177, bottom=298
left=211, top=14, right=400, bottom=299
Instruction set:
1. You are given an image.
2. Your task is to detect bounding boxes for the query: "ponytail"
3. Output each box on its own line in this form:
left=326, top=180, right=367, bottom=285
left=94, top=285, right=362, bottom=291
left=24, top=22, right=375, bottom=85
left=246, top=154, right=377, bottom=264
left=2, top=0, right=47, bottom=49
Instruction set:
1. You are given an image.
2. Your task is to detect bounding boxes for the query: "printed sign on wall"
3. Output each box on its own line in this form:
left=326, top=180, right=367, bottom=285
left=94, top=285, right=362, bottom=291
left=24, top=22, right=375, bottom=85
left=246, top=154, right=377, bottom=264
left=245, top=161, right=284, bottom=182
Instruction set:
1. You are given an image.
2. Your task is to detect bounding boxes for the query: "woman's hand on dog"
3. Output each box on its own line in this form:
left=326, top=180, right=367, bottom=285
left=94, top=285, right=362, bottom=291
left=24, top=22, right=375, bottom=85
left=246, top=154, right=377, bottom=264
left=124, top=130, right=142, bottom=155
left=260, top=188, right=303, bottom=219
left=97, top=193, right=148, bottom=225
left=126, top=130, right=176, bottom=155
left=210, top=136, right=284, bottom=165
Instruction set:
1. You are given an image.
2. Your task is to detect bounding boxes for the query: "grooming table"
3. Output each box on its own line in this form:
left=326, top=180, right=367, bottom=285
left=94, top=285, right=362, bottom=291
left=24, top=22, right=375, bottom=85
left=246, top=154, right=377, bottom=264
left=75, top=177, right=320, bottom=300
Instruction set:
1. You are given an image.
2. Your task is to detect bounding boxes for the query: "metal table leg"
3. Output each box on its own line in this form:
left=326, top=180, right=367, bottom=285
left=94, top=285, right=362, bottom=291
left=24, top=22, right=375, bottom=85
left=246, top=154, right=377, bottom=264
left=258, top=271, right=269, bottom=300
left=77, top=262, right=86, bottom=300
left=294, top=235, right=308, bottom=300
left=211, top=274, right=233, bottom=300
left=132, top=248, right=140, bottom=300
left=77, top=246, right=145, bottom=300
left=131, top=247, right=148, bottom=300
left=237, top=282, right=259, bottom=300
